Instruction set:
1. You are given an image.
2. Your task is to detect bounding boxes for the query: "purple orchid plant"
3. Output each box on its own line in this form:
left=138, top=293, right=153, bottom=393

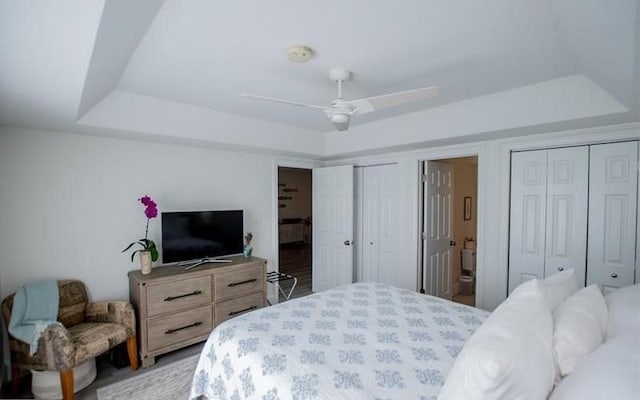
left=122, top=195, right=159, bottom=262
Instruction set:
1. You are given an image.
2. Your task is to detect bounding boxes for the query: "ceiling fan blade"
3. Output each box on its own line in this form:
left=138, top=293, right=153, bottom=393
left=344, top=85, right=439, bottom=115
left=241, top=94, right=330, bottom=111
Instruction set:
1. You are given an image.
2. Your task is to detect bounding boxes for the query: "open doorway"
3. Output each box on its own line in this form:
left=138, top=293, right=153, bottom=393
left=421, top=156, right=478, bottom=307
left=277, top=167, right=313, bottom=300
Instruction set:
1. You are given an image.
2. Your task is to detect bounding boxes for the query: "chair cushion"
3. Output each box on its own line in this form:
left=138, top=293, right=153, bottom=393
left=57, top=280, right=88, bottom=327
left=68, top=323, right=130, bottom=365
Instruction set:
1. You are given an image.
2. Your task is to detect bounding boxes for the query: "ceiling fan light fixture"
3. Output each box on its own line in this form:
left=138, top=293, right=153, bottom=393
left=331, top=113, right=349, bottom=124
left=287, top=45, right=314, bottom=63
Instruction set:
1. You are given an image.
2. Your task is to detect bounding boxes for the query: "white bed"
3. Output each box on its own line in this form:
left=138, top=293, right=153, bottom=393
left=188, top=282, right=489, bottom=400
left=189, top=276, right=640, bottom=400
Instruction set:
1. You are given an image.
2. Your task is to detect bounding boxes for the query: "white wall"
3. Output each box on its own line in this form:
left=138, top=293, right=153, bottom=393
left=2, top=122, right=639, bottom=312
left=0, top=125, right=289, bottom=301
left=331, top=123, right=640, bottom=311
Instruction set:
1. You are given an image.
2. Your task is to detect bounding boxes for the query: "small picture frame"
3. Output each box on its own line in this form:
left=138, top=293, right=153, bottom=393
left=464, top=196, right=472, bottom=221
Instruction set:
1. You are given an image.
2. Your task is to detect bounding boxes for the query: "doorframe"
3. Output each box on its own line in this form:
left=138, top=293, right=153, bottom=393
left=271, top=159, right=321, bottom=301
left=416, top=145, right=488, bottom=308
left=420, top=156, right=477, bottom=301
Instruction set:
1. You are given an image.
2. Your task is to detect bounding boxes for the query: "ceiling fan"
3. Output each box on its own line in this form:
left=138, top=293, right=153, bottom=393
left=242, top=68, right=439, bottom=131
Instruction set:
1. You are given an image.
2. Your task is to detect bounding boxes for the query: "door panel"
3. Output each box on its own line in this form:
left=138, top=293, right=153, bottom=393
left=587, top=142, right=638, bottom=289
left=362, top=167, right=380, bottom=282
left=509, top=150, right=547, bottom=293
left=544, top=147, right=588, bottom=286
left=424, top=161, right=453, bottom=299
left=312, top=165, right=354, bottom=292
left=361, top=164, right=399, bottom=285
left=378, top=165, right=399, bottom=285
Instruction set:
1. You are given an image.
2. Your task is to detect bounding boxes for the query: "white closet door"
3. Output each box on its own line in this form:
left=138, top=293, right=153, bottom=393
left=312, top=165, right=355, bottom=292
left=362, top=166, right=380, bottom=282
left=544, top=147, right=589, bottom=286
left=361, top=164, right=399, bottom=285
left=508, top=150, right=547, bottom=293
left=587, top=142, right=638, bottom=291
left=377, top=164, right=399, bottom=285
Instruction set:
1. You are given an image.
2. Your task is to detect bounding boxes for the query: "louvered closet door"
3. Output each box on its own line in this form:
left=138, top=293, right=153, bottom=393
left=587, top=142, right=638, bottom=292
left=508, top=150, right=547, bottom=293
left=544, top=147, right=589, bottom=285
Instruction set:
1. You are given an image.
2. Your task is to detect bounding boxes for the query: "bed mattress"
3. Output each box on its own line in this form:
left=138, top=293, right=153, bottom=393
left=189, top=282, right=489, bottom=400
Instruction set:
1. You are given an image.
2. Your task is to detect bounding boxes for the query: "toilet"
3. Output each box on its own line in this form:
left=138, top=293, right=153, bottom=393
left=459, top=243, right=476, bottom=296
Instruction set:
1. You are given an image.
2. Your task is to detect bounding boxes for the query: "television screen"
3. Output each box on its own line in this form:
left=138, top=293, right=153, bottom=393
left=161, top=210, right=244, bottom=263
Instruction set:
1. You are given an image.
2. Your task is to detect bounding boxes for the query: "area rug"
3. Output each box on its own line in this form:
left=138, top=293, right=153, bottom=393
left=96, top=354, right=198, bottom=400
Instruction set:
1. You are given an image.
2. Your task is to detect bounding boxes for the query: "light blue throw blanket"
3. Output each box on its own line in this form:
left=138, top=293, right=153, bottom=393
left=8, top=281, right=61, bottom=355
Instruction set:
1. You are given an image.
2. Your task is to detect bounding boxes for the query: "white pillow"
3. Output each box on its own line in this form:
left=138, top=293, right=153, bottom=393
left=604, top=283, right=640, bottom=340
left=438, top=279, right=555, bottom=400
left=540, top=269, right=579, bottom=310
left=553, top=285, right=608, bottom=376
left=549, top=330, right=640, bottom=400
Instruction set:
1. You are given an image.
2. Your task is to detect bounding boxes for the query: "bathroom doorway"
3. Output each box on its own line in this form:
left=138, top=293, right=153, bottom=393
left=420, top=156, right=478, bottom=307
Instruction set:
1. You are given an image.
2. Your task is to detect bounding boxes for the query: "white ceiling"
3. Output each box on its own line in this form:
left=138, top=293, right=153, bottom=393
left=0, top=0, right=638, bottom=158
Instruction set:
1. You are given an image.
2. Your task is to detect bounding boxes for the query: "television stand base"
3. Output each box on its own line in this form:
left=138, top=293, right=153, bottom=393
left=181, top=258, right=233, bottom=271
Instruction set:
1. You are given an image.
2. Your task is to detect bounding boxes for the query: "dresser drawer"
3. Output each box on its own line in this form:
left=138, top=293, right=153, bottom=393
left=146, top=276, right=212, bottom=317
left=147, top=305, right=212, bottom=351
left=215, top=292, right=264, bottom=326
left=214, top=263, right=264, bottom=301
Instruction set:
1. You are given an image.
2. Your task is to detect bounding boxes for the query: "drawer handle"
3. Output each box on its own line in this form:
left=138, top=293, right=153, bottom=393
left=228, top=305, right=258, bottom=316
left=611, top=273, right=618, bottom=279
left=165, top=321, right=202, bottom=334
left=228, top=279, right=257, bottom=287
left=164, top=290, right=202, bottom=302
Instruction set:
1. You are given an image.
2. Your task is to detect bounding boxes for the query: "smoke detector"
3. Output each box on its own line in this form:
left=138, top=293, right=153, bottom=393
left=287, top=45, right=314, bottom=63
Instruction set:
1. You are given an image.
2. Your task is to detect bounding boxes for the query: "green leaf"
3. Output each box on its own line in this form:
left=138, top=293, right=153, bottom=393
left=150, top=247, right=159, bottom=262
left=130, top=249, right=140, bottom=263
left=122, top=242, right=137, bottom=253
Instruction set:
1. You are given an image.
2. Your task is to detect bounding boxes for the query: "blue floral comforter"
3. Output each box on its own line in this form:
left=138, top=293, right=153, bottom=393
left=189, top=283, right=488, bottom=400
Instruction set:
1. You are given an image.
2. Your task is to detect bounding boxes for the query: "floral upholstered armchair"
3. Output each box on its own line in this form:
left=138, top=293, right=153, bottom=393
left=1, top=280, right=138, bottom=400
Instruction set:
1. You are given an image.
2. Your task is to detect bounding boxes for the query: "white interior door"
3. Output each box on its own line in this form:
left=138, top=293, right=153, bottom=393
left=312, top=165, right=354, bottom=292
left=587, top=141, right=638, bottom=292
left=362, top=166, right=380, bottom=282
left=508, top=150, right=547, bottom=293
left=423, top=161, right=454, bottom=299
left=544, top=147, right=589, bottom=285
left=361, top=164, right=399, bottom=285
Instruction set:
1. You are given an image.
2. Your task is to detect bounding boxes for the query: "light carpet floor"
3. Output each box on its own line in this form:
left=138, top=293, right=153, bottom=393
left=96, top=354, right=198, bottom=400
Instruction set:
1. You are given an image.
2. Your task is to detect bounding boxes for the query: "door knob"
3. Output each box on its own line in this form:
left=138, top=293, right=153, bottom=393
left=558, top=267, right=564, bottom=272
left=344, top=240, right=351, bottom=246
left=449, top=240, right=456, bottom=246
left=611, top=273, right=618, bottom=279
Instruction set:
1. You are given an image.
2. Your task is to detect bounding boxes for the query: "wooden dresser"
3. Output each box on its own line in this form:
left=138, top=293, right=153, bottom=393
left=128, top=256, right=267, bottom=367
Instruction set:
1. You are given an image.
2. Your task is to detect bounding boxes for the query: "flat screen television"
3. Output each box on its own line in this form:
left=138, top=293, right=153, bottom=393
left=161, top=210, right=244, bottom=264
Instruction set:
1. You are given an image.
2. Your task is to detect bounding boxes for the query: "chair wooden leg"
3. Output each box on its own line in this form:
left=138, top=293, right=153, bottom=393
left=10, top=365, right=20, bottom=396
left=126, top=336, right=139, bottom=371
left=60, top=369, right=74, bottom=400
